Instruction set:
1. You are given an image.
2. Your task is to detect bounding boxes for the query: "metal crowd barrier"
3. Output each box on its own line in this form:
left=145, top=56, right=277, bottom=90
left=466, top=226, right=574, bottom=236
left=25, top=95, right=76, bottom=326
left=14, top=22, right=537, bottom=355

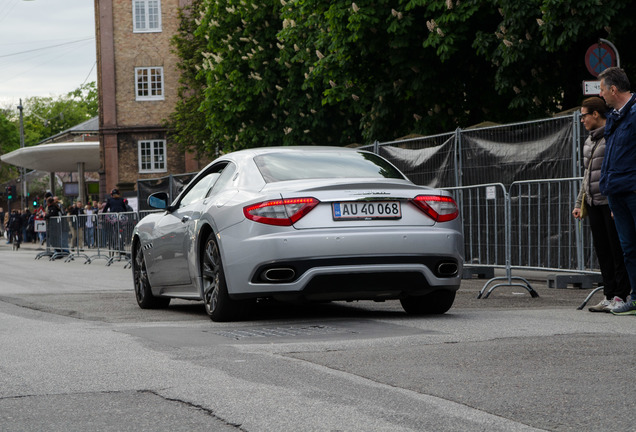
left=32, top=184, right=601, bottom=304
left=88, top=212, right=139, bottom=267
left=35, top=211, right=143, bottom=268
left=446, top=178, right=597, bottom=299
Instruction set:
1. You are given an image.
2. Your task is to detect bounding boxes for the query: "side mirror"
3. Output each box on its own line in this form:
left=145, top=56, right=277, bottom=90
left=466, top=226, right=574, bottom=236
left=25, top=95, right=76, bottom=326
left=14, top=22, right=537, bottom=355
left=148, top=192, right=169, bottom=210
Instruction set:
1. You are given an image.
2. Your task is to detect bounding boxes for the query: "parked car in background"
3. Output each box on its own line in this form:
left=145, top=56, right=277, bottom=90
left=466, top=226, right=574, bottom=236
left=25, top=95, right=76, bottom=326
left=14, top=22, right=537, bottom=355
left=132, top=146, right=463, bottom=321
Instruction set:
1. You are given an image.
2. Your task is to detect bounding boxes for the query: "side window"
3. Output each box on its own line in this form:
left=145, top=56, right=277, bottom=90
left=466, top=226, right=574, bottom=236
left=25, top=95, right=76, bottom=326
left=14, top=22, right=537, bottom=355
left=208, top=163, right=237, bottom=197
left=179, top=171, right=221, bottom=207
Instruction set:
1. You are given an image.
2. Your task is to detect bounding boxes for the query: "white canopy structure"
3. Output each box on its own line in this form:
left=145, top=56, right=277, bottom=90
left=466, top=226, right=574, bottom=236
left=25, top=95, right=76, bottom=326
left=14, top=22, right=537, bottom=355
left=1, top=141, right=100, bottom=204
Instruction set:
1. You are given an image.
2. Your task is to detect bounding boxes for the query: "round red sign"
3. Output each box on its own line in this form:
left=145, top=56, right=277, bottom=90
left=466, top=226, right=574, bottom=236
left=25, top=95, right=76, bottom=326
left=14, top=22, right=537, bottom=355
left=585, top=42, right=616, bottom=77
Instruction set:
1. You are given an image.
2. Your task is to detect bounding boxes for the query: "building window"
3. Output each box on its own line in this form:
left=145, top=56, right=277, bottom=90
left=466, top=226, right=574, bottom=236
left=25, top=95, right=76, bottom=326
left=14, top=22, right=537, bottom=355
left=133, top=0, right=161, bottom=32
left=138, top=140, right=167, bottom=173
left=135, top=67, right=164, bottom=101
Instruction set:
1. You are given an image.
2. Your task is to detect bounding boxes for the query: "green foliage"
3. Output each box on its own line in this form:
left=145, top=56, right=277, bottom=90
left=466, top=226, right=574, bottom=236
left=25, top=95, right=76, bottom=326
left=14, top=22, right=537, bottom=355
left=21, top=81, right=98, bottom=146
left=0, top=110, right=20, bottom=182
left=167, top=1, right=212, bottom=156
left=0, top=82, right=98, bottom=183
left=475, top=0, right=636, bottom=113
left=169, top=0, right=636, bottom=154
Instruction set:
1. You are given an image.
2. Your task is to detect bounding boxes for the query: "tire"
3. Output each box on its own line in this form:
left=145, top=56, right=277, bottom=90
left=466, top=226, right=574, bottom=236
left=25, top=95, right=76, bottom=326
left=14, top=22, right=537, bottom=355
left=400, top=290, right=456, bottom=315
left=201, top=233, right=249, bottom=322
left=133, top=241, right=170, bottom=309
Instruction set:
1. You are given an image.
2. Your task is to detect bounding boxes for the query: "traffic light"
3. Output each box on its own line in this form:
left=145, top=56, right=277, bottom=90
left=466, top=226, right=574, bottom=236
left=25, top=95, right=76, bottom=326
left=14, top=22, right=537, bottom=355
left=6, top=186, right=14, bottom=200
left=33, top=197, right=39, bottom=207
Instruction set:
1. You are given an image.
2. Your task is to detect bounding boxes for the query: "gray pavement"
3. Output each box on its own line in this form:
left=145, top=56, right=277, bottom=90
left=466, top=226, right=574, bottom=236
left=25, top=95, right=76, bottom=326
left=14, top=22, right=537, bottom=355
left=1, top=239, right=634, bottom=431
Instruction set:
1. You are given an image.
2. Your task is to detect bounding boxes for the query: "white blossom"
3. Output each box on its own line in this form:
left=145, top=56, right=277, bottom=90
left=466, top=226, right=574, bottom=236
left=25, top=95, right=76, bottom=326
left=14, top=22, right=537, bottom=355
left=352, top=3, right=359, bottom=13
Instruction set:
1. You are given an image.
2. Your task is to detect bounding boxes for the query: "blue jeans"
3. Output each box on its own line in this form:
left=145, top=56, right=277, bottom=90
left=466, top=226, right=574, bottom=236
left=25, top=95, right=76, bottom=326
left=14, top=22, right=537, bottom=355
left=608, top=193, right=636, bottom=301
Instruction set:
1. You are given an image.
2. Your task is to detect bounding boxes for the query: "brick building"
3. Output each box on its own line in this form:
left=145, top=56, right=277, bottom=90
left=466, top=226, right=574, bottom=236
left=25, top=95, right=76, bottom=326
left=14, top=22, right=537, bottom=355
left=94, top=0, right=202, bottom=200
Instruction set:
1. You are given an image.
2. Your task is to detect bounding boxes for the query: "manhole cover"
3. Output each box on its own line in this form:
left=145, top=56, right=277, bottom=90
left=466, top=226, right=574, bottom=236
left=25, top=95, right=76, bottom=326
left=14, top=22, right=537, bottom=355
left=214, top=325, right=356, bottom=340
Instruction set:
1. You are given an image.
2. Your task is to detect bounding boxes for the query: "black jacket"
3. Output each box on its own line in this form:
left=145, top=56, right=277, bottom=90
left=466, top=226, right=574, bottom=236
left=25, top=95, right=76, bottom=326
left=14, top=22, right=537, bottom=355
left=45, top=204, right=62, bottom=220
left=103, top=197, right=127, bottom=213
left=9, top=213, right=23, bottom=231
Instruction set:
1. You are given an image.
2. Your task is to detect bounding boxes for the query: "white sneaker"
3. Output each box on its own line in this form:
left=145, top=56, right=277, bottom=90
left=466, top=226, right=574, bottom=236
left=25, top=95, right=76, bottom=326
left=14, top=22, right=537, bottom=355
left=610, top=296, right=626, bottom=312
left=589, top=298, right=612, bottom=312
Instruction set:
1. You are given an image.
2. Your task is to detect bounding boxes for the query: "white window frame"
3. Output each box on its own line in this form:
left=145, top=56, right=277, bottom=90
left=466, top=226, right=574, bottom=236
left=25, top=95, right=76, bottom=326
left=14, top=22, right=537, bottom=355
left=138, top=140, right=167, bottom=173
left=135, top=67, right=164, bottom=101
left=133, top=0, right=162, bottom=33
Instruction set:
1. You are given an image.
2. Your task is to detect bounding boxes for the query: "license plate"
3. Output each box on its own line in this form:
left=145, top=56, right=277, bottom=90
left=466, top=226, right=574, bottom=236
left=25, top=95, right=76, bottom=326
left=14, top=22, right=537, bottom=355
left=332, top=201, right=402, bottom=220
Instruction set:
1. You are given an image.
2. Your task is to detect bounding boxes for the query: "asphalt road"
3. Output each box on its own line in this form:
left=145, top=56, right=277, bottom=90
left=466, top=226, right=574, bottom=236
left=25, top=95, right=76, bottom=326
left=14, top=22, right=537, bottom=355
left=1, top=241, right=634, bottom=431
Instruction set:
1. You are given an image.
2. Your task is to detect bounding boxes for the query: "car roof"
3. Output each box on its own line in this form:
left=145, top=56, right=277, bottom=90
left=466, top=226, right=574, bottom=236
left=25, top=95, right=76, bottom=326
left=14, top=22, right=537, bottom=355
left=228, top=146, right=362, bottom=157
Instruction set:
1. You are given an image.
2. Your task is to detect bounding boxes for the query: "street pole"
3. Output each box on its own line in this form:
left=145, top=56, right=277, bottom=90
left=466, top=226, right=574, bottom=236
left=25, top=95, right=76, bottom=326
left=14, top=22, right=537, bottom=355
left=17, top=99, right=26, bottom=209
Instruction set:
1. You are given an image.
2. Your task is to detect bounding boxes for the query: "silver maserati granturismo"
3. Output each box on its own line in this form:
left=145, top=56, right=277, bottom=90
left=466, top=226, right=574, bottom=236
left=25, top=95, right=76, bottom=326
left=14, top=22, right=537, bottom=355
left=132, top=146, right=463, bottom=321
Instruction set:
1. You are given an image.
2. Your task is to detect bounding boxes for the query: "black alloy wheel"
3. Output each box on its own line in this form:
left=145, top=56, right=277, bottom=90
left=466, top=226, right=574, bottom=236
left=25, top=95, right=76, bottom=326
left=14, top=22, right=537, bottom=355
left=134, top=241, right=170, bottom=309
left=202, top=233, right=247, bottom=322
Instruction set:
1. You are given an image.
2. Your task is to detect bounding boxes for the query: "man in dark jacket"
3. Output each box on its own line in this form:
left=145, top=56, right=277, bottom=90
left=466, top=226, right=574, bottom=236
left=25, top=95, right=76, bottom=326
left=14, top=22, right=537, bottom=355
left=598, top=66, right=636, bottom=315
left=8, top=210, right=23, bottom=248
left=103, top=188, right=127, bottom=213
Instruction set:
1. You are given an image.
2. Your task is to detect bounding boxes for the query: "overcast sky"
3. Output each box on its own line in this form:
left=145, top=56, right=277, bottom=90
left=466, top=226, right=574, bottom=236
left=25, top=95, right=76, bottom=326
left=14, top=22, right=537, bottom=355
left=0, top=0, right=96, bottom=108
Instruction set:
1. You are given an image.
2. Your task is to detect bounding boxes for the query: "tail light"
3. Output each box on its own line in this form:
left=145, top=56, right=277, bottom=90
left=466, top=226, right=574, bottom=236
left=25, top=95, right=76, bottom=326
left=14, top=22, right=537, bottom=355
left=412, top=195, right=459, bottom=222
left=244, top=197, right=319, bottom=226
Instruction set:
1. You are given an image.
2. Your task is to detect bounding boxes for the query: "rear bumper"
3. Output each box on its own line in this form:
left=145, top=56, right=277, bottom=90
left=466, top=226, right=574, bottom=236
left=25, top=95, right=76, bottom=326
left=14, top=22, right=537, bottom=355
left=219, top=222, right=463, bottom=299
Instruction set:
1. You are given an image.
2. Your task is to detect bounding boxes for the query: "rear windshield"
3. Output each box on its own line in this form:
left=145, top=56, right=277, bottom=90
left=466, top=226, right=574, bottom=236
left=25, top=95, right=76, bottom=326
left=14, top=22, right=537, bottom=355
left=254, top=150, right=405, bottom=183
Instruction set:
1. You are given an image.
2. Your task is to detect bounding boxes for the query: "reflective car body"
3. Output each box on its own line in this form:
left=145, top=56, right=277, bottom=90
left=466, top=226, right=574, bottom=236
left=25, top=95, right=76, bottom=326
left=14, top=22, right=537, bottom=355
left=132, top=147, right=463, bottom=321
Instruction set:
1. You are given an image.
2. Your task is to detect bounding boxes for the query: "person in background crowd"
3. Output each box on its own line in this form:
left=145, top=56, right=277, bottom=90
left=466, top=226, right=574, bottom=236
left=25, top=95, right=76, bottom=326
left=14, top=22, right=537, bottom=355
left=25, top=209, right=35, bottom=244
left=68, top=201, right=85, bottom=251
left=34, top=200, right=46, bottom=245
left=103, top=188, right=127, bottom=213
left=8, top=209, right=23, bottom=248
left=44, top=197, right=61, bottom=219
left=123, top=198, right=133, bottom=212
left=102, top=189, right=128, bottom=254
left=598, top=67, right=636, bottom=315
left=22, top=208, right=32, bottom=243
left=53, top=196, right=66, bottom=215
left=96, top=200, right=107, bottom=248
left=0, top=207, right=5, bottom=238
left=572, top=96, right=630, bottom=312
left=45, top=197, right=68, bottom=253
left=4, top=207, right=12, bottom=244
left=84, top=204, right=95, bottom=248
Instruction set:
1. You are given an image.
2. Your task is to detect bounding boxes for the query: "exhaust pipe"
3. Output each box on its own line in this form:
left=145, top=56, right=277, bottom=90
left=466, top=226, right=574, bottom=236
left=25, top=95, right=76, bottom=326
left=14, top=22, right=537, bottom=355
left=437, top=262, right=458, bottom=277
left=262, top=267, right=296, bottom=282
